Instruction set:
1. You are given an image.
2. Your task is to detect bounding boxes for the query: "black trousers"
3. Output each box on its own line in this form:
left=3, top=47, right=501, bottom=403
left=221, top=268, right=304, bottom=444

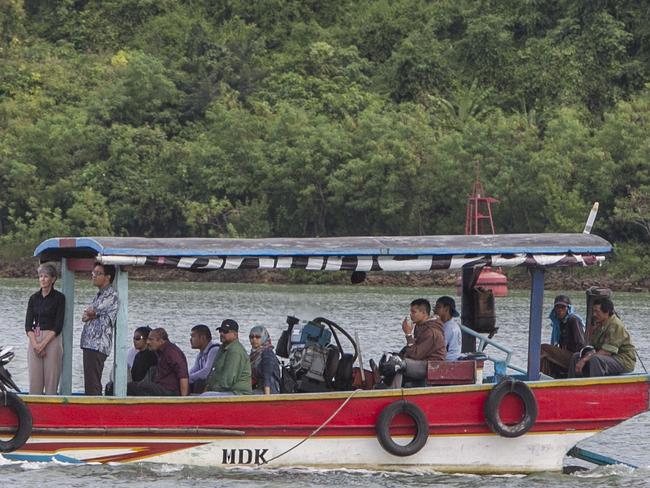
left=83, top=348, right=107, bottom=395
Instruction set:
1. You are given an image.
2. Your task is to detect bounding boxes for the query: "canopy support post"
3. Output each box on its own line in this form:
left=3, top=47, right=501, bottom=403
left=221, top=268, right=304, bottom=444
left=527, top=267, right=545, bottom=381
left=60, top=258, right=75, bottom=395
left=113, top=266, right=129, bottom=397
left=460, top=267, right=482, bottom=353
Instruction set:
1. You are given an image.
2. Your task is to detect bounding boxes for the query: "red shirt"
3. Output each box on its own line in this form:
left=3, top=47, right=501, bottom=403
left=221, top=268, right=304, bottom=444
left=154, top=341, right=189, bottom=394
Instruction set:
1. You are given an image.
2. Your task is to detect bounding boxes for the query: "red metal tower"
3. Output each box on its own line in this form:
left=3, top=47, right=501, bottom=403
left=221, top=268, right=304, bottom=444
left=456, top=162, right=508, bottom=297
left=465, top=163, right=499, bottom=235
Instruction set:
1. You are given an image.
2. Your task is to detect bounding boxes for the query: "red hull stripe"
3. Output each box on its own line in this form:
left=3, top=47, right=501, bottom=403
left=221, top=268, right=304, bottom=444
left=2, top=377, right=646, bottom=439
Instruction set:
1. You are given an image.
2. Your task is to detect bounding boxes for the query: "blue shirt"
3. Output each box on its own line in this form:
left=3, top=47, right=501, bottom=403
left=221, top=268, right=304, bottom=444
left=443, top=317, right=462, bottom=360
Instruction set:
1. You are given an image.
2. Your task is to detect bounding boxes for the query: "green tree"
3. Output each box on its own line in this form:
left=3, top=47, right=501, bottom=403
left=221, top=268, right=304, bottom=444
left=0, top=0, right=25, bottom=44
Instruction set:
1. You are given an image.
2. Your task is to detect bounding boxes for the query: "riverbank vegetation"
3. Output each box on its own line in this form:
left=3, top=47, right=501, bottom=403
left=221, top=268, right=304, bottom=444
left=1, top=1, right=650, bottom=285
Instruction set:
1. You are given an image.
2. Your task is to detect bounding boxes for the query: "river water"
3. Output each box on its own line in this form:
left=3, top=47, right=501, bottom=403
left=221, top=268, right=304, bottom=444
left=0, top=278, right=649, bottom=486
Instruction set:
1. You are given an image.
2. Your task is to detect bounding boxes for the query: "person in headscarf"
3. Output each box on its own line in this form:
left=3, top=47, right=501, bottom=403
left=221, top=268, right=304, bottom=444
left=248, top=326, right=281, bottom=395
left=540, top=295, right=586, bottom=378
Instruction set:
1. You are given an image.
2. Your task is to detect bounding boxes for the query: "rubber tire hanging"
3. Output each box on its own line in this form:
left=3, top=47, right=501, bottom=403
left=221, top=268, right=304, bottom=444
left=484, top=378, right=538, bottom=438
left=375, top=400, right=429, bottom=456
left=0, top=392, right=33, bottom=452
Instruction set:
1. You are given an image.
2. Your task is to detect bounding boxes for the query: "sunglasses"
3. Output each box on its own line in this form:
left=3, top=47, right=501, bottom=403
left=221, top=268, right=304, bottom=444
left=133, top=336, right=145, bottom=340
left=249, top=334, right=262, bottom=339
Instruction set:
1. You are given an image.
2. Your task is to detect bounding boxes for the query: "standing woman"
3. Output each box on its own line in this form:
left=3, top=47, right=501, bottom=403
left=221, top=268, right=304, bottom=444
left=25, top=263, right=65, bottom=394
left=249, top=326, right=281, bottom=395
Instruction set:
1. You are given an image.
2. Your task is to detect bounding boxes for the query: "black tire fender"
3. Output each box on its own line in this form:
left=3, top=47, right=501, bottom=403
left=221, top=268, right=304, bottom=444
left=0, top=392, right=33, bottom=453
left=375, top=400, right=428, bottom=456
left=484, top=378, right=538, bottom=438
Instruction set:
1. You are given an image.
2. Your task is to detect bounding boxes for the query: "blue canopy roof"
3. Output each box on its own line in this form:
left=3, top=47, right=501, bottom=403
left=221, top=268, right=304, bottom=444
left=34, top=234, right=611, bottom=272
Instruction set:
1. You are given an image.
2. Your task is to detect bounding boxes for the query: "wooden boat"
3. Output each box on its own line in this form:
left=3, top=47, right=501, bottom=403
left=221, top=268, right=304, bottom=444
left=0, top=233, right=647, bottom=473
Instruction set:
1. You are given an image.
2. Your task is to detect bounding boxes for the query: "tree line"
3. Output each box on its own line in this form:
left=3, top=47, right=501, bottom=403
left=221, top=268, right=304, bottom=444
left=1, top=1, right=650, bottom=280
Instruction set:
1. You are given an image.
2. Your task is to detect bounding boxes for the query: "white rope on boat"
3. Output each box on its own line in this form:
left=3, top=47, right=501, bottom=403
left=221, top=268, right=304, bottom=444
left=256, top=388, right=363, bottom=466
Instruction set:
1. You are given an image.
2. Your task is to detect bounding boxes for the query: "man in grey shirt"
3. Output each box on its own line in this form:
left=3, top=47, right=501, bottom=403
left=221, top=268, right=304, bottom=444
left=434, top=296, right=462, bottom=360
left=188, top=324, right=220, bottom=393
left=80, top=263, right=119, bottom=395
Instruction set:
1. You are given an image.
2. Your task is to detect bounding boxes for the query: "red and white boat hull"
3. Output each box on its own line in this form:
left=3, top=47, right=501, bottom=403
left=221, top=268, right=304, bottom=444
left=2, top=375, right=648, bottom=473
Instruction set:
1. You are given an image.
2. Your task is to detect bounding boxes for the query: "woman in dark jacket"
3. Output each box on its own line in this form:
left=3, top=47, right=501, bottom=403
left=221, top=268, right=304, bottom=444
left=248, top=326, right=281, bottom=395
left=25, top=263, right=65, bottom=394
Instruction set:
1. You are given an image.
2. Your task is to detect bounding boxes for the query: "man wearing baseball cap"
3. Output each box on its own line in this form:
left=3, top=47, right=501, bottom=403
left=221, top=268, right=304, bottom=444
left=203, top=319, right=252, bottom=395
left=434, top=296, right=462, bottom=360
left=540, top=295, right=586, bottom=377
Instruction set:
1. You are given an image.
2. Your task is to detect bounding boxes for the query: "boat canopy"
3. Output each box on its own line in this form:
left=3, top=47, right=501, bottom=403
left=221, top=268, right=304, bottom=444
left=35, top=233, right=611, bottom=272
left=32, top=232, right=613, bottom=392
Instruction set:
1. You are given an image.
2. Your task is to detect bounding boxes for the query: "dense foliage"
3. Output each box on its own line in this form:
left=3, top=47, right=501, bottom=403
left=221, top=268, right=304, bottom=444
left=1, top=1, right=650, bottom=278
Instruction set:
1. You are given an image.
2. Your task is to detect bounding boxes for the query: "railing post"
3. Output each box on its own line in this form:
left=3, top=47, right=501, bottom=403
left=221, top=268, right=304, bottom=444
left=461, top=267, right=477, bottom=353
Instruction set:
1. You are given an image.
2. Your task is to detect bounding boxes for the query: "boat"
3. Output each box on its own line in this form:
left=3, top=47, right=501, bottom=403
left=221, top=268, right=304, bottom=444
left=0, top=233, right=647, bottom=473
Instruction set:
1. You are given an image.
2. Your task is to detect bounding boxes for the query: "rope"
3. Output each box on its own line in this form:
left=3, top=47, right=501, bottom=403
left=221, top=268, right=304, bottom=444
left=636, top=350, right=647, bottom=374
left=257, top=388, right=362, bottom=466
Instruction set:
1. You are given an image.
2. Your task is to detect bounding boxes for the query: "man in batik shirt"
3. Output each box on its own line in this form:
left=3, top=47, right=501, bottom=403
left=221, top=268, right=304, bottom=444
left=80, top=263, right=119, bottom=395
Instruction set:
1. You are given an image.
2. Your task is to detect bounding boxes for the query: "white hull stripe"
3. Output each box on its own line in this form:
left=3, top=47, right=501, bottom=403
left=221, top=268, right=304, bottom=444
left=9, top=431, right=594, bottom=473
left=99, top=253, right=605, bottom=271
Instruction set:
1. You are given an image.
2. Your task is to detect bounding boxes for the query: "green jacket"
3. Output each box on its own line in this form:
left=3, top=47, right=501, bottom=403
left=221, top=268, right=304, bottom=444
left=205, top=339, right=252, bottom=394
left=589, top=314, right=636, bottom=373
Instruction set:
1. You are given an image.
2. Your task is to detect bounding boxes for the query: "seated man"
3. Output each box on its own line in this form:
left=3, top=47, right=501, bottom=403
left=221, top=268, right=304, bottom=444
left=387, top=298, right=445, bottom=387
left=568, top=297, right=636, bottom=378
left=540, top=295, right=585, bottom=378
left=106, top=326, right=156, bottom=395
left=189, top=324, right=220, bottom=393
left=402, top=298, right=446, bottom=362
left=127, top=328, right=189, bottom=396
left=203, top=319, right=252, bottom=395
left=434, top=296, right=462, bottom=360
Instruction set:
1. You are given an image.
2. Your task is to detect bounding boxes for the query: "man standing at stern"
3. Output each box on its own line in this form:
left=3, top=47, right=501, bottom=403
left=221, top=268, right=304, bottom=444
left=80, top=263, right=119, bottom=395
